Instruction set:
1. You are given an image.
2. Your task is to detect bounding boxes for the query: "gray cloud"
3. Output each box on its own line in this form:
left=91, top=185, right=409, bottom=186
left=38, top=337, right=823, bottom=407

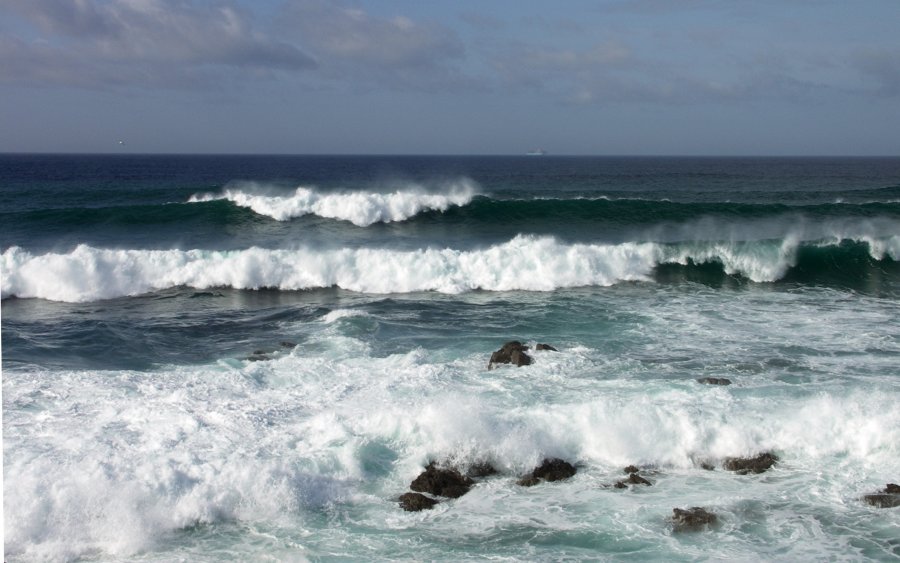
left=852, top=49, right=900, bottom=97
left=1, top=0, right=316, bottom=89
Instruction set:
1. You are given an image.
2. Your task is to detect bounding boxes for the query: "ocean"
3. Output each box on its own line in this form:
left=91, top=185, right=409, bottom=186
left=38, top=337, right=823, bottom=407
left=2, top=154, right=899, bottom=561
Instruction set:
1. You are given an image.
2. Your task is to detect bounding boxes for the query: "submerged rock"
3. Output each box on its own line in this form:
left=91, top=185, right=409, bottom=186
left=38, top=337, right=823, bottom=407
left=697, top=377, right=732, bottom=386
left=723, top=452, right=778, bottom=474
left=398, top=492, right=438, bottom=512
left=863, top=483, right=900, bottom=508
left=535, top=343, right=558, bottom=352
left=672, top=507, right=717, bottom=532
left=518, top=458, right=577, bottom=486
left=488, top=341, right=533, bottom=369
left=410, top=463, right=474, bottom=498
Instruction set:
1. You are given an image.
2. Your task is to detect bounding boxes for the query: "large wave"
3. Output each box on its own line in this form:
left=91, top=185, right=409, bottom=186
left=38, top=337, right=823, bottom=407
left=188, top=179, right=477, bottom=226
left=3, top=235, right=898, bottom=302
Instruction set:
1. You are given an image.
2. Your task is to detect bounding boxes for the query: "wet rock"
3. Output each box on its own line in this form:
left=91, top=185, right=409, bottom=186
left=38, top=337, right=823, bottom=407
left=410, top=463, right=474, bottom=498
left=467, top=461, right=499, bottom=479
left=614, top=481, right=628, bottom=489
left=700, top=462, right=716, bottom=471
left=863, top=483, right=900, bottom=508
left=488, top=341, right=533, bottom=369
left=723, top=452, right=778, bottom=474
left=535, top=343, right=558, bottom=352
left=279, top=341, right=297, bottom=349
left=617, top=473, right=652, bottom=487
left=696, top=377, right=732, bottom=386
left=398, top=492, right=438, bottom=512
left=624, top=465, right=640, bottom=474
left=672, top=507, right=717, bottom=532
left=518, top=458, right=576, bottom=486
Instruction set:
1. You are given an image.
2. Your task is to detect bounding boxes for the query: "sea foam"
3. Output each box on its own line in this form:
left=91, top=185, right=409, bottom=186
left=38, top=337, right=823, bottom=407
left=188, top=179, right=477, bottom=226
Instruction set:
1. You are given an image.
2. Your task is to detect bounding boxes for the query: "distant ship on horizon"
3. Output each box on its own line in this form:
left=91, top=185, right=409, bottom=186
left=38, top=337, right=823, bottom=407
left=526, top=148, right=547, bottom=156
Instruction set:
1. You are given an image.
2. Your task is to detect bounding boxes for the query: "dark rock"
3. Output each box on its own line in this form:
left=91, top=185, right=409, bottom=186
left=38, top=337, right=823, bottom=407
left=696, top=377, right=732, bottom=386
left=672, top=507, right=717, bottom=532
left=863, top=484, right=900, bottom=508
left=536, top=343, right=558, bottom=352
left=624, top=465, right=640, bottom=474
left=614, top=481, right=628, bottom=489
left=863, top=494, right=900, bottom=508
left=723, top=452, right=778, bottom=475
left=488, top=341, right=533, bottom=369
left=467, top=461, right=499, bottom=479
left=410, top=463, right=474, bottom=498
left=518, top=458, right=577, bottom=486
left=700, top=462, right=715, bottom=471
left=279, top=341, right=297, bottom=349
left=620, top=473, right=652, bottom=486
left=398, top=492, right=438, bottom=512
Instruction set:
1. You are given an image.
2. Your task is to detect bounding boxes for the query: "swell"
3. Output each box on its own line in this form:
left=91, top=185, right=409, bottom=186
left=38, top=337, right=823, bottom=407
left=3, top=235, right=898, bottom=302
left=4, top=195, right=898, bottom=239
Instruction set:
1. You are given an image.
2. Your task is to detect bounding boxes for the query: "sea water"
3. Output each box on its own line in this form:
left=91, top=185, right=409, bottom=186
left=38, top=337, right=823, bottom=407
left=2, top=155, right=899, bottom=561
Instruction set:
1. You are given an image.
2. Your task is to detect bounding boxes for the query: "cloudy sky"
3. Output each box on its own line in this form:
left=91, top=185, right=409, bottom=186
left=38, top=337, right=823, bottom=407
left=1, top=0, right=898, bottom=155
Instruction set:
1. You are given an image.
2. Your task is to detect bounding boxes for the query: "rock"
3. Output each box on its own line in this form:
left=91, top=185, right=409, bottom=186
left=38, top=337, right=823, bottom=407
left=279, top=341, right=297, bottom=349
left=672, top=507, right=717, bottom=532
left=614, top=481, right=628, bottom=489
left=723, top=452, right=778, bottom=474
left=536, top=343, right=558, bottom=352
left=467, top=461, right=499, bottom=479
left=518, top=458, right=576, bottom=486
left=696, top=377, right=732, bottom=386
left=617, top=473, right=652, bottom=487
left=410, top=463, right=474, bottom=498
left=624, top=465, right=640, bottom=474
left=488, top=341, right=533, bottom=369
left=863, top=483, right=900, bottom=508
left=398, top=492, right=438, bottom=512
left=700, top=462, right=716, bottom=471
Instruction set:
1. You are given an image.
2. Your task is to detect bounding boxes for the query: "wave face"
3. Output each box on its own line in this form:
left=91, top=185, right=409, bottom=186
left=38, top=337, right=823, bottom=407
left=4, top=235, right=898, bottom=302
left=188, top=179, right=477, bottom=226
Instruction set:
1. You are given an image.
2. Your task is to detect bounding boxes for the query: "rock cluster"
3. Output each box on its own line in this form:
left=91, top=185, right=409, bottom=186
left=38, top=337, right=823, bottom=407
left=488, top=341, right=533, bottom=369
left=399, top=461, right=498, bottom=512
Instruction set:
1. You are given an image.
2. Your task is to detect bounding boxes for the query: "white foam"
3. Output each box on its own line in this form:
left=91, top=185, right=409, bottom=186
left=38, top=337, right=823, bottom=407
left=3, top=235, right=895, bottom=302
left=188, top=179, right=477, bottom=226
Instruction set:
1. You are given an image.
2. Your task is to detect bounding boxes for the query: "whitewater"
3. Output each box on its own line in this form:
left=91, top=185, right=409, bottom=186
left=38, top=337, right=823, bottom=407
left=3, top=155, right=899, bottom=562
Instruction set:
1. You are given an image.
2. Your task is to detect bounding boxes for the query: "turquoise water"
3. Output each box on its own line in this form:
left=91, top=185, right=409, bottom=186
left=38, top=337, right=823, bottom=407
left=2, top=155, right=899, bottom=561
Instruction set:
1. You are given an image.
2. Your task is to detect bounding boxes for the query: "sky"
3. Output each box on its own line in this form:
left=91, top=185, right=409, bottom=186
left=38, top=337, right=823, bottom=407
left=1, top=0, right=898, bottom=155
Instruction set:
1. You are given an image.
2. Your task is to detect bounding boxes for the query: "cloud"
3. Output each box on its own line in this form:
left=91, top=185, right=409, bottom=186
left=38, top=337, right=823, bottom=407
left=278, top=0, right=469, bottom=91
left=1, top=0, right=316, bottom=89
left=852, top=49, right=900, bottom=97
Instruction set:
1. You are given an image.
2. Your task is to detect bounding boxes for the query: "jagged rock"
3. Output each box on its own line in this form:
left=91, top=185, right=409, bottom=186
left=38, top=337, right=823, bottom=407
left=672, top=507, right=717, bottom=532
left=697, top=377, right=732, bottom=386
left=488, top=341, right=533, bottom=369
left=624, top=465, right=640, bottom=474
left=398, top=492, right=438, bottom=512
left=863, top=483, right=900, bottom=508
left=723, top=452, right=778, bottom=474
left=536, top=343, right=558, bottom=351
left=518, top=458, right=576, bottom=486
left=410, top=463, right=474, bottom=498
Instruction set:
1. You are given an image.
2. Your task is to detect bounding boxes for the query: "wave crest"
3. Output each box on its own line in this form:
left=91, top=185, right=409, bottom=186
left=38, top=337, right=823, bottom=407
left=3, top=235, right=898, bottom=302
left=188, top=179, right=477, bottom=226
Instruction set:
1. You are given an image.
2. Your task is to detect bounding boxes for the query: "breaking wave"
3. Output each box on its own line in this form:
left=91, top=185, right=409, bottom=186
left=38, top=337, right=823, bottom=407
left=187, top=179, right=477, bottom=226
left=3, top=235, right=898, bottom=302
